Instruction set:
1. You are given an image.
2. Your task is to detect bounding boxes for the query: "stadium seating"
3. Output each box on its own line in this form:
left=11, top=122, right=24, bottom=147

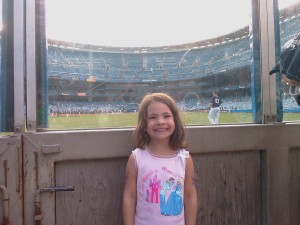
left=45, top=12, right=300, bottom=113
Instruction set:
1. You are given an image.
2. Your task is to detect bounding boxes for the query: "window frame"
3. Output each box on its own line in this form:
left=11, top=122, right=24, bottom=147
left=13, top=0, right=283, bottom=133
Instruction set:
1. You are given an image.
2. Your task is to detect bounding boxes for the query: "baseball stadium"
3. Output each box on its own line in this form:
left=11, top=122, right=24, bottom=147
left=45, top=2, right=300, bottom=129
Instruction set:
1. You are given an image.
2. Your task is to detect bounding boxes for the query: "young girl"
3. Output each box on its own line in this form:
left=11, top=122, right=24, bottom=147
left=123, top=93, right=198, bottom=225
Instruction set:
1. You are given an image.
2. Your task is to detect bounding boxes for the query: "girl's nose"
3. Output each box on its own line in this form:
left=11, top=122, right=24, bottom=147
left=157, top=116, right=165, bottom=124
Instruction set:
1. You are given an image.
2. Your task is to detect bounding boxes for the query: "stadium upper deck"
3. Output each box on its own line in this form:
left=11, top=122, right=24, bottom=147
left=47, top=3, right=300, bottom=84
left=47, top=35, right=250, bottom=83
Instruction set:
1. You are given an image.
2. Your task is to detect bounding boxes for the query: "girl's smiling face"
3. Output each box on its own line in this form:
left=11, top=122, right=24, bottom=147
left=146, top=101, right=175, bottom=143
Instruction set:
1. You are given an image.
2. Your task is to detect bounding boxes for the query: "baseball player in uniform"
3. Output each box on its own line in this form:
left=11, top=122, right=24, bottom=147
left=208, top=90, right=222, bottom=124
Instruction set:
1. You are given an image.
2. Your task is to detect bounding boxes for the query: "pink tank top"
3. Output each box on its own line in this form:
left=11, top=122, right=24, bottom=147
left=132, top=148, right=189, bottom=225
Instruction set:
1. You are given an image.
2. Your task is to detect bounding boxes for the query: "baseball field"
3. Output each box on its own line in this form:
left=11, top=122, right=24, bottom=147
left=48, top=112, right=300, bottom=130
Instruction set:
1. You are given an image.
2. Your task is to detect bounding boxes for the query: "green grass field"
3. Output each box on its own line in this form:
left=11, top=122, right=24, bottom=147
left=48, top=112, right=300, bottom=130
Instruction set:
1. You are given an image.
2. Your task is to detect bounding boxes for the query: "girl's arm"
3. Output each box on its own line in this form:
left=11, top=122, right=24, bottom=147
left=123, top=154, right=137, bottom=225
left=184, top=155, right=198, bottom=225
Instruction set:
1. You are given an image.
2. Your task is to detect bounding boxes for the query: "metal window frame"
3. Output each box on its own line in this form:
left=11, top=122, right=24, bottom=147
left=20, top=0, right=281, bottom=132
left=14, top=0, right=26, bottom=133
left=259, top=0, right=278, bottom=123
left=26, top=0, right=37, bottom=132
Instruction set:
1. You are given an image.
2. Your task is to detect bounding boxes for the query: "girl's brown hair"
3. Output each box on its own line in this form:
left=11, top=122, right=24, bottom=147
left=132, top=93, right=187, bottom=150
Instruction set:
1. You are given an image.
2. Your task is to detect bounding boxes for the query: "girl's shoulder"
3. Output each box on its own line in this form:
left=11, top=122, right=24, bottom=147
left=132, top=147, right=147, bottom=160
left=177, top=148, right=190, bottom=159
left=131, top=148, right=145, bottom=171
left=132, top=147, right=145, bottom=155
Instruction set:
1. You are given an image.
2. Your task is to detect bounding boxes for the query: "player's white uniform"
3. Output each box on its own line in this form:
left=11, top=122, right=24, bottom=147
left=208, top=95, right=222, bottom=124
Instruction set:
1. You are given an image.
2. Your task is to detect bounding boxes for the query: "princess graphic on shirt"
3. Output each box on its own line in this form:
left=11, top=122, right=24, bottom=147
left=164, top=179, right=183, bottom=215
left=159, top=177, right=174, bottom=215
left=159, top=177, right=183, bottom=216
